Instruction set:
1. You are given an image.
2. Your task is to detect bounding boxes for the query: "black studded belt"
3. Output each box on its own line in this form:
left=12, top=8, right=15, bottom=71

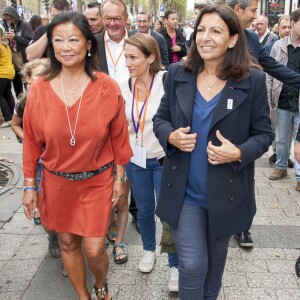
left=42, top=161, right=114, bottom=181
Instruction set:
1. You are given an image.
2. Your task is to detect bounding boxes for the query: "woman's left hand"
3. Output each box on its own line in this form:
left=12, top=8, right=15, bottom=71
left=112, top=181, right=125, bottom=208
left=207, top=130, right=242, bottom=165
left=171, top=45, right=181, bottom=52
left=22, top=190, right=38, bottom=220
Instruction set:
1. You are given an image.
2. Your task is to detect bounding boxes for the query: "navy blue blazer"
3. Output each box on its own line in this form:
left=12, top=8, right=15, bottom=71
left=153, top=63, right=274, bottom=240
left=245, top=29, right=300, bottom=89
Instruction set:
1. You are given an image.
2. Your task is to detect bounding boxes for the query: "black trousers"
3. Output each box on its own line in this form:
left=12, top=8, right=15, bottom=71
left=0, top=78, right=15, bottom=121
left=12, top=72, right=23, bottom=98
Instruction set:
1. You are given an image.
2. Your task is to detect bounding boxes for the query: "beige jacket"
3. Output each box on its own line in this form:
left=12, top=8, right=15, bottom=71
left=266, top=36, right=300, bottom=111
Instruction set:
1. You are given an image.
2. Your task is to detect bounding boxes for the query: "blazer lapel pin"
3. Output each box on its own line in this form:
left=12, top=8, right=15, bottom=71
left=227, top=99, right=233, bottom=110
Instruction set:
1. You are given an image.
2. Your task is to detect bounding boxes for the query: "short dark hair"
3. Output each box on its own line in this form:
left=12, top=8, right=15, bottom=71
left=183, top=4, right=254, bottom=80
left=50, top=0, right=70, bottom=11
left=225, top=0, right=254, bottom=10
left=194, top=3, right=207, bottom=10
left=87, top=2, right=102, bottom=15
left=164, top=10, right=177, bottom=20
left=291, top=8, right=300, bottom=23
left=137, top=11, right=150, bottom=21
left=124, top=33, right=163, bottom=75
left=45, top=11, right=98, bottom=80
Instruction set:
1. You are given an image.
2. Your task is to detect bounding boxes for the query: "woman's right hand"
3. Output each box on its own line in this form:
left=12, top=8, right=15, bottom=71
left=22, top=191, right=38, bottom=220
left=168, top=126, right=197, bottom=152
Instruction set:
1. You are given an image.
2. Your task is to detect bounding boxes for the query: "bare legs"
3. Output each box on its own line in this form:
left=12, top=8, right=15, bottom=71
left=114, top=181, right=130, bottom=261
left=58, top=233, right=111, bottom=300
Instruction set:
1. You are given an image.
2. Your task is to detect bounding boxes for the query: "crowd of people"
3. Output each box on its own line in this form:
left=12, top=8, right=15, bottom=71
left=1, top=0, right=300, bottom=299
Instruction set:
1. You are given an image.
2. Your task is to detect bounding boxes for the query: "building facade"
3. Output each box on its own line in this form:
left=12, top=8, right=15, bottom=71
left=259, top=0, right=300, bottom=26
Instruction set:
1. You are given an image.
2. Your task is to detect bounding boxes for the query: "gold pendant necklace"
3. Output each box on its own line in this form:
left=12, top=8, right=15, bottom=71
left=205, top=70, right=219, bottom=91
left=60, top=73, right=87, bottom=146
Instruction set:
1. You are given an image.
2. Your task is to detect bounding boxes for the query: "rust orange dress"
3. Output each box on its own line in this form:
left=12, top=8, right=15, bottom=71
left=23, top=72, right=132, bottom=237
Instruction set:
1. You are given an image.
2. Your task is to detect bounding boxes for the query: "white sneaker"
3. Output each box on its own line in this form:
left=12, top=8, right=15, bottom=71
left=168, top=267, right=179, bottom=292
left=138, top=250, right=156, bottom=273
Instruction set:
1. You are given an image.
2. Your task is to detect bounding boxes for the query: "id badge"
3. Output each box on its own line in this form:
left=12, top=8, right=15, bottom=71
left=131, top=144, right=147, bottom=169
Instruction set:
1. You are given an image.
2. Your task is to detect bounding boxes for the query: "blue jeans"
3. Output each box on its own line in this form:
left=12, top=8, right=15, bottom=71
left=275, top=108, right=300, bottom=181
left=172, top=205, right=230, bottom=300
left=126, top=159, right=163, bottom=251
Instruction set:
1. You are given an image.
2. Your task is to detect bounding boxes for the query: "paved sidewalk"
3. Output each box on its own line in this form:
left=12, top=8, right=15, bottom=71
left=0, top=126, right=299, bottom=300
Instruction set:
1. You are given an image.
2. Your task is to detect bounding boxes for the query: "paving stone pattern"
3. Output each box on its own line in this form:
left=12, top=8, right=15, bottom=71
left=0, top=126, right=299, bottom=300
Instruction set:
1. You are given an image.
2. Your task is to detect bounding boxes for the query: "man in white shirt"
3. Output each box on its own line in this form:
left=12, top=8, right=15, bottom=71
left=95, top=0, right=129, bottom=85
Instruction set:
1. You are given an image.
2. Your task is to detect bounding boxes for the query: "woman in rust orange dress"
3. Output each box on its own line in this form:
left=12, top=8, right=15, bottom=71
left=22, top=12, right=132, bottom=300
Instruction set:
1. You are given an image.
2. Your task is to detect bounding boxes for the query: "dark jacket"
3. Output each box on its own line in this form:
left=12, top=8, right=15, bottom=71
left=132, top=29, right=169, bottom=69
left=153, top=63, right=274, bottom=241
left=95, top=31, right=134, bottom=73
left=1, top=6, right=32, bottom=63
left=159, top=28, right=187, bottom=65
left=245, top=29, right=300, bottom=89
left=260, top=31, right=279, bottom=55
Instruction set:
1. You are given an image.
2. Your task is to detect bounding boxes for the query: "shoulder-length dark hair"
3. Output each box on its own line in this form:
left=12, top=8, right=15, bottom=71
left=124, top=33, right=163, bottom=75
left=183, top=4, right=255, bottom=80
left=29, top=15, right=42, bottom=32
left=45, top=11, right=98, bottom=80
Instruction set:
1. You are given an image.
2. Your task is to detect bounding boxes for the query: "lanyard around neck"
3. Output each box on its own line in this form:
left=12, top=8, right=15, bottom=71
left=104, top=34, right=124, bottom=74
left=131, top=75, right=155, bottom=146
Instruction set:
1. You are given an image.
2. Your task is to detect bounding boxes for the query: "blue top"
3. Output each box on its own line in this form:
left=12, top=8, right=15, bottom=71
left=184, top=89, right=221, bottom=207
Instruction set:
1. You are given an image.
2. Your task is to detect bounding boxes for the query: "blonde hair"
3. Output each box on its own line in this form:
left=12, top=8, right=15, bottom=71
left=19, top=59, right=50, bottom=83
left=0, top=24, right=9, bottom=46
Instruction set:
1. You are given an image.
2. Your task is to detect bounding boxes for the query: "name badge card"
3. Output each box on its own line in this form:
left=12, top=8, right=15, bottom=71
left=131, top=144, right=147, bottom=169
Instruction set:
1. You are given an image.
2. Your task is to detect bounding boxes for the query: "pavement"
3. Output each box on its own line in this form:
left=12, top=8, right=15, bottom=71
left=0, top=125, right=299, bottom=300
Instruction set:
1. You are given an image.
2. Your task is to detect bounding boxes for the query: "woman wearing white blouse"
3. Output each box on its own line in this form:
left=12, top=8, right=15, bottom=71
left=119, top=34, right=179, bottom=281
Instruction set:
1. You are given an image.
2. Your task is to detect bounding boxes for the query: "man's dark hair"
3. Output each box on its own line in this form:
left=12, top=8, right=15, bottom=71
left=45, top=11, right=98, bottom=80
left=183, top=4, right=255, bottom=80
left=225, top=0, right=254, bottom=10
left=137, top=11, right=150, bottom=21
left=87, top=2, right=102, bottom=15
left=291, top=8, right=300, bottom=23
left=164, top=10, right=177, bottom=20
left=50, top=0, right=70, bottom=11
left=194, top=3, right=207, bottom=10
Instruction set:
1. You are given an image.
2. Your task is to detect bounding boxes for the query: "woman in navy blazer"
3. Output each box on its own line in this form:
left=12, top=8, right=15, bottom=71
left=153, top=5, right=273, bottom=299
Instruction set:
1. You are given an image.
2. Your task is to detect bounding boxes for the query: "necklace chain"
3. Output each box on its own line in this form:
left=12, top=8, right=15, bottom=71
left=205, top=70, right=219, bottom=91
left=60, top=73, right=87, bottom=146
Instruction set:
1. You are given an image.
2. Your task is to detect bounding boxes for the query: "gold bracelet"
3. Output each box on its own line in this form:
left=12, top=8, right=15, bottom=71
left=24, top=178, right=35, bottom=183
left=114, top=176, right=126, bottom=183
